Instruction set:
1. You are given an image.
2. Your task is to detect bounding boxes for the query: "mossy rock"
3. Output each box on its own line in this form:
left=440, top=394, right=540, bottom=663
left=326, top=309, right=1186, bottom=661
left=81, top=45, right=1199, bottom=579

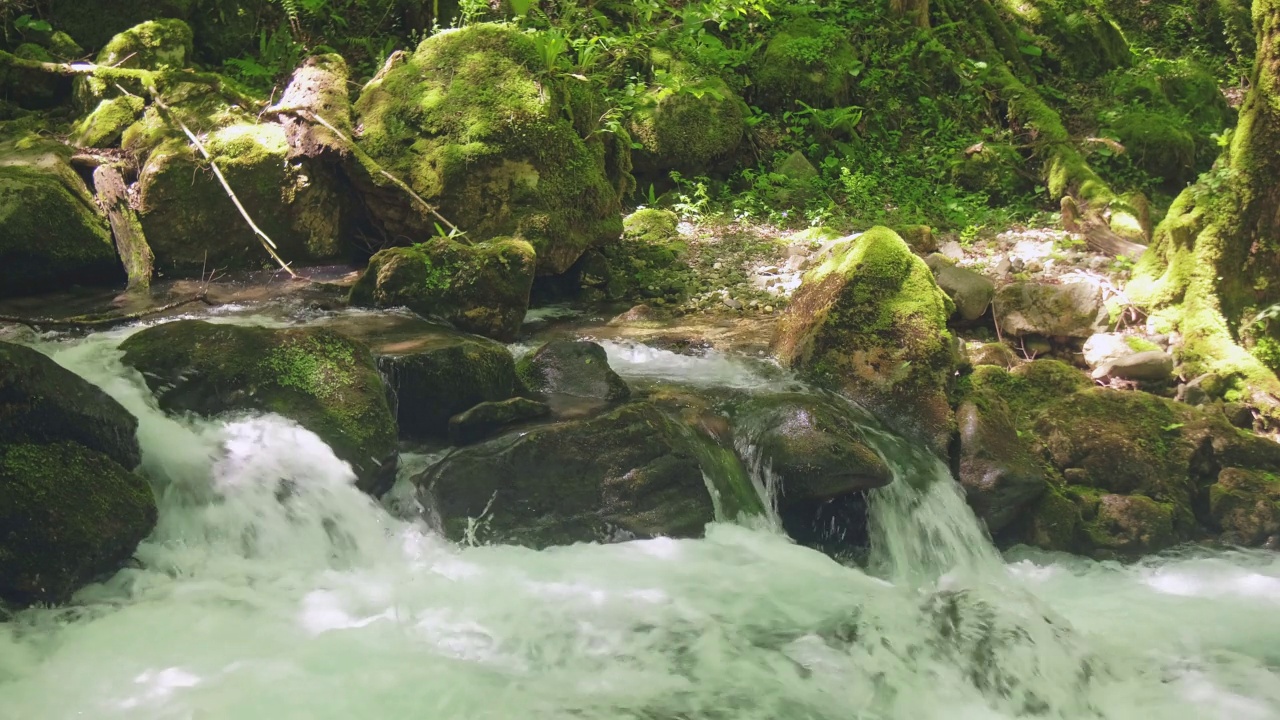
left=585, top=209, right=691, bottom=303
left=997, top=0, right=1129, bottom=79
left=75, top=19, right=194, bottom=107
left=48, top=1, right=194, bottom=55
left=0, top=341, right=142, bottom=469
left=349, top=237, right=536, bottom=342
left=119, top=320, right=398, bottom=496
left=1209, top=468, right=1280, bottom=546
left=628, top=52, right=744, bottom=177
left=416, top=401, right=757, bottom=547
left=136, top=122, right=348, bottom=274
left=992, top=282, right=1105, bottom=339
left=950, top=143, right=1033, bottom=204
left=1108, top=110, right=1198, bottom=186
left=448, top=397, right=550, bottom=445
left=773, top=227, right=958, bottom=452
left=516, top=340, right=631, bottom=401
left=376, top=327, right=519, bottom=440
left=956, top=397, right=1047, bottom=535
left=753, top=18, right=859, bottom=110
left=0, top=442, right=157, bottom=607
left=72, top=96, right=147, bottom=148
left=0, top=43, right=68, bottom=109
left=731, top=393, right=893, bottom=502
left=353, top=23, right=624, bottom=275
left=0, top=135, right=120, bottom=298
left=965, top=360, right=1091, bottom=429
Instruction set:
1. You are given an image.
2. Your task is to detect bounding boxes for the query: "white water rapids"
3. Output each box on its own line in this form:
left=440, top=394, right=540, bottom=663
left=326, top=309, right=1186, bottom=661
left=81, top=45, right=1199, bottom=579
left=1, top=323, right=1279, bottom=719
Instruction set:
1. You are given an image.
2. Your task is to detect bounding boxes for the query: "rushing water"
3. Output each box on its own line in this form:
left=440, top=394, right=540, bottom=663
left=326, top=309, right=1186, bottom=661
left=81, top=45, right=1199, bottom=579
left=2, top=320, right=1280, bottom=719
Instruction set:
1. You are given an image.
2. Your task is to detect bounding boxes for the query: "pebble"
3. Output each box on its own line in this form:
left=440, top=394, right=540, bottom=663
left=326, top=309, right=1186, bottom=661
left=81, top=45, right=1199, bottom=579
left=723, top=297, right=742, bottom=310
left=764, top=305, right=774, bottom=313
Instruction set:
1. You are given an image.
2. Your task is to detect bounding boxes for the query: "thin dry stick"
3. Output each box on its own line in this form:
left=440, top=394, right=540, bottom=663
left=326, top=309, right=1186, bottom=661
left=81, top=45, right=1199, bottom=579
left=290, top=108, right=462, bottom=236
left=152, top=96, right=298, bottom=278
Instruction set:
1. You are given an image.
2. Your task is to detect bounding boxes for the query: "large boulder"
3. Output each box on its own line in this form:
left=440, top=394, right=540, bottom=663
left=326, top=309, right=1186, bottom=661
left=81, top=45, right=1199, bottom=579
left=75, top=19, right=194, bottom=107
left=0, top=341, right=155, bottom=607
left=516, top=340, right=631, bottom=402
left=1210, top=468, right=1280, bottom=546
left=349, top=238, right=536, bottom=341
left=416, top=402, right=758, bottom=546
left=0, top=134, right=120, bottom=297
left=375, top=327, right=519, bottom=440
left=578, top=209, right=691, bottom=304
left=731, top=393, right=893, bottom=502
left=773, top=227, right=959, bottom=452
left=955, top=398, right=1047, bottom=535
left=136, top=122, right=349, bottom=274
left=993, top=282, right=1105, bottom=339
left=353, top=23, right=624, bottom=274
left=448, top=397, right=550, bottom=445
left=927, top=258, right=996, bottom=322
left=628, top=51, right=744, bottom=177
left=0, top=342, right=141, bottom=468
left=119, top=321, right=399, bottom=495
left=753, top=19, right=858, bottom=110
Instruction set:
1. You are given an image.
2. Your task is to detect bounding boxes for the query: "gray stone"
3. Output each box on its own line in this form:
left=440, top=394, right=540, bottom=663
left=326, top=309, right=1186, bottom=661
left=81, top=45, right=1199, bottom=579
left=516, top=340, right=631, bottom=402
left=993, top=282, right=1106, bottom=339
left=1091, top=350, right=1174, bottom=382
left=1082, top=333, right=1134, bottom=368
left=939, top=240, right=966, bottom=262
left=933, top=264, right=995, bottom=321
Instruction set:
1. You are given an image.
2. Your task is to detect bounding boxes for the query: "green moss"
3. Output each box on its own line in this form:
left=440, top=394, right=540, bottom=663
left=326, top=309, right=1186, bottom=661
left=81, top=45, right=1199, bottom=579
left=0, top=442, right=156, bottom=606
left=967, top=360, right=1089, bottom=429
left=78, top=19, right=194, bottom=106
left=949, top=142, right=1033, bottom=203
left=1107, top=110, right=1198, bottom=185
left=349, top=237, right=536, bottom=341
left=381, top=330, right=518, bottom=440
left=1124, top=336, right=1161, bottom=353
left=353, top=23, right=624, bottom=275
left=119, top=320, right=398, bottom=494
left=72, top=96, right=146, bottom=148
left=774, top=226, right=958, bottom=449
left=628, top=51, right=744, bottom=176
left=753, top=18, right=860, bottom=110
left=1023, top=486, right=1083, bottom=552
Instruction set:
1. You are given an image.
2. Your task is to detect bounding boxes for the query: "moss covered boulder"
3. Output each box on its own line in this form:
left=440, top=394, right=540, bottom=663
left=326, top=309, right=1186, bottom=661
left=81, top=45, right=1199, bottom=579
left=732, top=393, right=893, bottom=501
left=416, top=401, right=757, bottom=547
left=75, top=19, right=194, bottom=107
left=0, top=43, right=68, bottom=109
left=1210, top=468, right=1280, bottom=546
left=0, top=442, right=156, bottom=606
left=1108, top=110, right=1197, bottom=186
left=950, top=143, right=1033, bottom=204
left=773, top=227, right=959, bottom=451
left=375, top=327, right=518, bottom=440
left=72, top=96, right=147, bottom=148
left=516, top=340, right=631, bottom=401
left=628, top=52, right=744, bottom=177
left=753, top=18, right=858, bottom=110
left=448, top=397, right=550, bottom=445
left=353, top=23, right=624, bottom=274
left=0, top=135, right=120, bottom=298
left=580, top=209, right=691, bottom=304
left=349, top=238, right=536, bottom=341
left=992, top=282, right=1106, bottom=340
left=955, top=397, right=1047, bottom=535
left=137, top=121, right=348, bottom=274
left=119, top=321, right=398, bottom=495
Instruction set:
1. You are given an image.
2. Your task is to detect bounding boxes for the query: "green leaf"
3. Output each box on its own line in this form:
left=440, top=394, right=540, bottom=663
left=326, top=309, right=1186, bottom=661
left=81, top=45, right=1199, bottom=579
left=1019, top=45, right=1043, bottom=57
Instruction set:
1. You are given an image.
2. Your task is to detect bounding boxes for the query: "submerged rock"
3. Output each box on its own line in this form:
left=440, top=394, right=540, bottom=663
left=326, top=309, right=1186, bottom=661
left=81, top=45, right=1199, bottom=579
left=119, top=321, right=398, bottom=496
left=0, top=342, right=154, bottom=607
left=376, top=327, right=518, bottom=440
left=448, top=397, right=550, bottom=445
left=0, top=134, right=119, bottom=297
left=773, top=227, right=958, bottom=452
left=349, top=238, right=536, bottom=342
left=516, top=340, right=631, bottom=402
left=353, top=23, right=624, bottom=274
left=1210, top=468, right=1280, bottom=546
left=418, top=402, right=756, bottom=546
left=732, top=393, right=893, bottom=502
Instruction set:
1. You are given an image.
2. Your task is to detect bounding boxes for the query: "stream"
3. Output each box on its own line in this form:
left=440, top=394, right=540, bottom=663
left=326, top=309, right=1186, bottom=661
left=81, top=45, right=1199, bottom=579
left=1, top=306, right=1279, bottom=719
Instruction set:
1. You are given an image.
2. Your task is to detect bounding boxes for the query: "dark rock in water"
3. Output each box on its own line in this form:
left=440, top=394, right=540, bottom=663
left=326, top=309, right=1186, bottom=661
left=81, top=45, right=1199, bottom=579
left=376, top=328, right=518, bottom=440
left=448, top=397, right=550, bottom=445
left=0, top=442, right=156, bottom=606
left=0, top=341, right=140, bottom=469
left=517, top=340, right=631, bottom=402
left=119, top=320, right=398, bottom=496
left=956, top=398, right=1046, bottom=534
left=733, top=393, right=893, bottom=501
left=1210, top=468, right=1280, bottom=546
left=417, top=402, right=758, bottom=547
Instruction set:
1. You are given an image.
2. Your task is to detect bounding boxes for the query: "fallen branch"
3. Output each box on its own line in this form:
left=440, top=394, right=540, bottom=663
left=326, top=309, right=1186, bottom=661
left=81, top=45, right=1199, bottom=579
left=0, top=293, right=217, bottom=333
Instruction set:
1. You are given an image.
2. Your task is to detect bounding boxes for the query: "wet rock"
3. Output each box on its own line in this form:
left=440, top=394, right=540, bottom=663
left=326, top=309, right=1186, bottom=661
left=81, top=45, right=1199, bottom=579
left=516, top=340, right=631, bottom=402
left=898, top=225, right=936, bottom=254
left=0, top=442, right=156, bottom=607
left=733, top=393, right=893, bottom=502
left=377, top=328, right=518, bottom=440
left=967, top=342, right=1017, bottom=368
left=993, top=282, right=1105, bottom=339
left=1210, top=468, right=1280, bottom=546
left=1082, top=493, right=1176, bottom=558
left=349, top=238, right=537, bottom=342
left=0, top=342, right=155, bottom=607
left=608, top=304, right=664, bottom=326
left=1091, top=350, right=1174, bottom=382
left=119, top=320, right=398, bottom=496
left=417, top=402, right=757, bottom=546
left=353, top=23, right=623, bottom=274
left=956, top=399, right=1046, bottom=534
left=448, top=397, right=550, bottom=445
left=0, top=134, right=119, bottom=298
left=774, top=227, right=958, bottom=452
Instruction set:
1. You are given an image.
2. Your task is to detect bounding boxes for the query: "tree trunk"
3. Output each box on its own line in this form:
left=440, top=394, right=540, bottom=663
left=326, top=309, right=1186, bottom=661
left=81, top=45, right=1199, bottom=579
left=92, top=164, right=153, bottom=292
left=890, top=0, right=930, bottom=28
left=1129, top=0, right=1280, bottom=409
